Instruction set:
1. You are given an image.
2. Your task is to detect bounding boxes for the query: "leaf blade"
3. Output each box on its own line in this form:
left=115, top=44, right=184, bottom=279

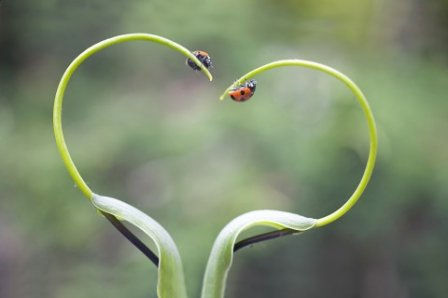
left=92, top=194, right=187, bottom=298
left=201, top=210, right=317, bottom=298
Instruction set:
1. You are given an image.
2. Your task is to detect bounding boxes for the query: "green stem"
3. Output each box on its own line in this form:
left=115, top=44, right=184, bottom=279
left=220, top=59, right=377, bottom=228
left=53, top=33, right=213, bottom=200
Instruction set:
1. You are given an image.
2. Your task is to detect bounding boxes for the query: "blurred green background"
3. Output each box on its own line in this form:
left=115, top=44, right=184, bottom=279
left=1, top=0, right=447, bottom=297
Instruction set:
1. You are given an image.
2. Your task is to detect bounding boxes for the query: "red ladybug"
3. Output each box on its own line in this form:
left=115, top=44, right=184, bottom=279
left=186, top=50, right=212, bottom=71
left=229, top=79, right=257, bottom=102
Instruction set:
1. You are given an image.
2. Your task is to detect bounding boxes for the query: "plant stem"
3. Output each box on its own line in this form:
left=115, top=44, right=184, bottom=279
left=53, top=33, right=213, bottom=200
left=53, top=33, right=212, bottom=269
left=220, top=59, right=377, bottom=228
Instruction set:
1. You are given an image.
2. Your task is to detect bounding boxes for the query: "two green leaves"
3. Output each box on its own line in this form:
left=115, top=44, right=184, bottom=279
left=93, top=194, right=316, bottom=298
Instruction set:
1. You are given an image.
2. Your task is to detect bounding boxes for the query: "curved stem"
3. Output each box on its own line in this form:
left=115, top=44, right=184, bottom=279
left=53, top=34, right=213, bottom=271
left=53, top=33, right=213, bottom=200
left=220, top=60, right=377, bottom=228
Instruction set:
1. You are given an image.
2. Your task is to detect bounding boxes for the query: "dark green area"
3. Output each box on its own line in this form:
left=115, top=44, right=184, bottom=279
left=1, top=0, right=447, bottom=297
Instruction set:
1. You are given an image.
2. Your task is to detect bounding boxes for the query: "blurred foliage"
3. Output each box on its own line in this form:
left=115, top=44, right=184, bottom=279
left=0, top=0, right=447, bottom=297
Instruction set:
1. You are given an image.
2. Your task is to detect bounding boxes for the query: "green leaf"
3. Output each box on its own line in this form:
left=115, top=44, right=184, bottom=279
left=92, top=193, right=187, bottom=298
left=201, top=210, right=317, bottom=298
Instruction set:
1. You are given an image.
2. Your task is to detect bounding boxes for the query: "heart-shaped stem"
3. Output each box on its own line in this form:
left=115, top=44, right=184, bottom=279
left=53, top=34, right=213, bottom=267
left=201, top=60, right=377, bottom=298
left=54, top=33, right=212, bottom=200
left=221, top=59, right=377, bottom=228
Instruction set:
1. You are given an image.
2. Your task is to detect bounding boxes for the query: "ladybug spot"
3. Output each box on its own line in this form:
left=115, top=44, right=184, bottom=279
left=240, top=90, right=245, bottom=95
left=230, top=95, right=236, bottom=100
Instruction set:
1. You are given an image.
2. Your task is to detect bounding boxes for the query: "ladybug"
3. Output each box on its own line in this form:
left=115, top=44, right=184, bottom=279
left=186, top=50, right=212, bottom=71
left=229, top=79, right=257, bottom=102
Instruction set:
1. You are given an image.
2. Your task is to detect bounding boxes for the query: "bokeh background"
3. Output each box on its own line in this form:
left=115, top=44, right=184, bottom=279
left=1, top=0, right=447, bottom=297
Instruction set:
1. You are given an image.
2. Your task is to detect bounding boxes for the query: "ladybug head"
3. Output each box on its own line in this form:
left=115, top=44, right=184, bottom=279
left=200, top=55, right=212, bottom=69
left=245, top=79, right=257, bottom=92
